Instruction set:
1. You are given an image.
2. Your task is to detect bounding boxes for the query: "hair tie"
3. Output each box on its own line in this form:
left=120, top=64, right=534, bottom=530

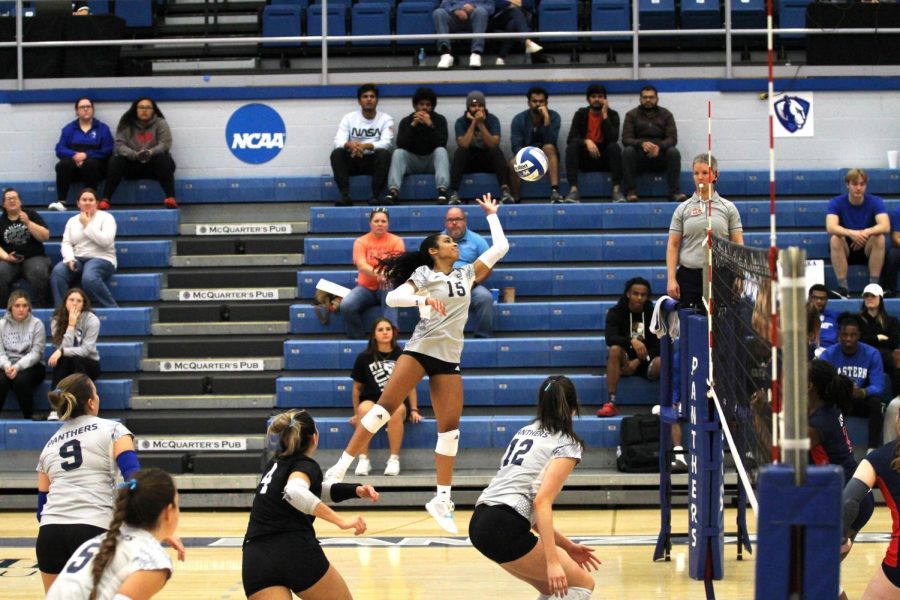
left=52, top=388, right=63, bottom=395
left=117, top=479, right=137, bottom=491
left=544, top=380, right=554, bottom=392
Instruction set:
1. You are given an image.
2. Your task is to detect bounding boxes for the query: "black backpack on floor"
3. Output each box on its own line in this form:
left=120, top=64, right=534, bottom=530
left=616, top=413, right=661, bottom=473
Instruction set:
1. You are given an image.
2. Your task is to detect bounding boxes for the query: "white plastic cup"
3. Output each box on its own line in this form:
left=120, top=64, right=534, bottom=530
left=888, top=150, right=899, bottom=170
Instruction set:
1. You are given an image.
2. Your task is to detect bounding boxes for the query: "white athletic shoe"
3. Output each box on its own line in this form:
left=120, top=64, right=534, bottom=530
left=47, top=201, right=67, bottom=211
left=354, top=456, right=371, bottom=476
left=323, top=463, right=346, bottom=483
left=384, top=456, right=400, bottom=476
left=525, top=39, right=544, bottom=54
left=469, top=53, right=482, bottom=69
left=495, top=57, right=506, bottom=66
left=425, top=496, right=458, bottom=534
left=47, top=411, right=59, bottom=421
left=437, top=53, right=454, bottom=69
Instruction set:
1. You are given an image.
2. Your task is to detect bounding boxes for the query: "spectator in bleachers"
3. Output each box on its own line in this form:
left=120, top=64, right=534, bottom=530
left=597, top=277, right=660, bottom=418
left=508, top=86, right=561, bottom=203
left=48, top=287, right=101, bottom=392
left=564, top=83, right=623, bottom=203
left=808, top=283, right=839, bottom=350
left=826, top=168, right=889, bottom=299
left=879, top=203, right=900, bottom=298
left=341, top=208, right=405, bottom=340
left=491, top=0, right=543, bottom=66
left=820, top=313, right=885, bottom=452
left=385, top=87, right=450, bottom=205
left=331, top=84, right=395, bottom=207
left=621, top=85, right=687, bottom=203
left=443, top=206, right=494, bottom=337
left=666, top=154, right=742, bottom=310
left=0, top=188, right=52, bottom=308
left=0, top=290, right=46, bottom=420
left=349, top=318, right=422, bottom=477
left=50, top=188, right=118, bottom=308
left=102, top=97, right=177, bottom=210
left=434, top=0, right=495, bottom=69
left=858, top=283, right=900, bottom=398
left=448, top=91, right=514, bottom=205
left=50, top=97, right=113, bottom=212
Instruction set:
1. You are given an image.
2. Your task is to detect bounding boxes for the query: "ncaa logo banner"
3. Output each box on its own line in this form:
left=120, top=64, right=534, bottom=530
left=772, top=92, right=814, bottom=138
left=226, top=103, right=286, bottom=164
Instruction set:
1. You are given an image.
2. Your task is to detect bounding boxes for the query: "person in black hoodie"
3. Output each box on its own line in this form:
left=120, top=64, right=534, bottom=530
left=385, top=87, right=450, bottom=205
left=598, top=277, right=660, bottom=417
left=564, top=83, right=623, bottom=203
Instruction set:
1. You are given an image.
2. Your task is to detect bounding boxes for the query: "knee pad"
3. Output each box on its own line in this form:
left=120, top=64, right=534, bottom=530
left=435, top=429, right=460, bottom=457
left=360, top=404, right=391, bottom=434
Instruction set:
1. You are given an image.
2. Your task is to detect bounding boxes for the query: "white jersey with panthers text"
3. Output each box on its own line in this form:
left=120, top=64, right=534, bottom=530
left=476, top=421, right=583, bottom=523
left=46, top=525, right=172, bottom=600
left=37, top=415, right=133, bottom=529
left=405, top=263, right=476, bottom=364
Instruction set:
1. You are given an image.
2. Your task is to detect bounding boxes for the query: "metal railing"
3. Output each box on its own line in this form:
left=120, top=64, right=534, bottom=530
left=3, top=0, right=900, bottom=88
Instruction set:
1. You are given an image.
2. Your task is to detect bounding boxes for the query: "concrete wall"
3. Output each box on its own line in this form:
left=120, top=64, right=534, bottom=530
left=1, top=90, right=898, bottom=183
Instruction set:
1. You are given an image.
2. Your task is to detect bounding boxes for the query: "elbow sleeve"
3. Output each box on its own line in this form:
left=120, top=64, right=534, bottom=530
left=116, top=450, right=141, bottom=480
left=386, top=283, right=424, bottom=308
left=283, top=478, right=322, bottom=515
left=842, top=477, right=870, bottom=539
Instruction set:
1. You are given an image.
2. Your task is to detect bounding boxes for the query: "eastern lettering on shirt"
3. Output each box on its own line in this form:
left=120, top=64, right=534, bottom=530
left=836, top=365, right=869, bottom=381
left=369, top=360, right=395, bottom=391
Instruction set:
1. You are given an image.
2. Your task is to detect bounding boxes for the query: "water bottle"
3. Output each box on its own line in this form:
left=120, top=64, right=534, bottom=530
left=417, top=47, right=427, bottom=67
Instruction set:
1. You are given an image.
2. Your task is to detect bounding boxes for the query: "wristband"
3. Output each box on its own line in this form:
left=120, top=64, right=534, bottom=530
left=410, top=408, right=419, bottom=412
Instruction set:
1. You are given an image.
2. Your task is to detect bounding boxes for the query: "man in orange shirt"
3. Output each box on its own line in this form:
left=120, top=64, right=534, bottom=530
left=340, top=208, right=406, bottom=339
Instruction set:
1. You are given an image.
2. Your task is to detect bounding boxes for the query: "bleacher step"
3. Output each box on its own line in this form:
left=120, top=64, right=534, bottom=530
left=162, top=287, right=297, bottom=301
left=170, top=254, right=303, bottom=268
left=166, top=268, right=299, bottom=289
left=151, top=322, right=289, bottom=336
left=134, top=434, right=268, bottom=451
left=137, top=374, right=276, bottom=396
left=131, top=394, right=277, bottom=410
left=141, top=356, right=284, bottom=372
left=154, top=59, right=260, bottom=73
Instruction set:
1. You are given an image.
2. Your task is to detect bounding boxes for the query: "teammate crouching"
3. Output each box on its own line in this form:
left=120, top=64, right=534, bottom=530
left=469, top=375, right=601, bottom=599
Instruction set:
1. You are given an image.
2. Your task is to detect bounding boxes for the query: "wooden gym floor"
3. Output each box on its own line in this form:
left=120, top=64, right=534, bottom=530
left=0, top=507, right=891, bottom=599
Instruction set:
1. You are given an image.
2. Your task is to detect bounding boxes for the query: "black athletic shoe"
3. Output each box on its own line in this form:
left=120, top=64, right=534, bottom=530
left=828, top=286, right=850, bottom=300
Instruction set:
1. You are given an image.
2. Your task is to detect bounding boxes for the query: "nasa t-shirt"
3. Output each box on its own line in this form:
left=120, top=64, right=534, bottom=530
left=334, top=111, right=395, bottom=155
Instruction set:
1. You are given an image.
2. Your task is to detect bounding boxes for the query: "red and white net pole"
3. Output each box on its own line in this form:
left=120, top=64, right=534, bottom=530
left=766, top=0, right=782, bottom=464
left=706, top=101, right=714, bottom=387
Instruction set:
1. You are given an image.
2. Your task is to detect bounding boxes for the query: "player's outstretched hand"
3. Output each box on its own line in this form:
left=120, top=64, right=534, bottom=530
left=357, top=484, right=380, bottom=502
left=341, top=515, right=367, bottom=535
left=164, top=535, right=187, bottom=561
left=567, top=543, right=601, bottom=571
left=475, top=193, right=499, bottom=215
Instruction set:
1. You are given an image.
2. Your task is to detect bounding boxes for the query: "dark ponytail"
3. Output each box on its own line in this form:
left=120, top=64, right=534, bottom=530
left=89, top=468, right=176, bottom=600
left=536, top=376, right=585, bottom=450
left=377, top=234, right=441, bottom=289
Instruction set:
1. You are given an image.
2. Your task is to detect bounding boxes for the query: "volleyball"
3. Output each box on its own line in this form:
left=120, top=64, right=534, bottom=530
left=514, top=146, right=548, bottom=182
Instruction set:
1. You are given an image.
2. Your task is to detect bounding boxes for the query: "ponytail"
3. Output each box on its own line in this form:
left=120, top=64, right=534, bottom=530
left=268, top=410, right=317, bottom=458
left=535, top=376, right=585, bottom=450
left=377, top=234, right=441, bottom=289
left=48, top=373, right=94, bottom=420
left=90, top=468, right=176, bottom=600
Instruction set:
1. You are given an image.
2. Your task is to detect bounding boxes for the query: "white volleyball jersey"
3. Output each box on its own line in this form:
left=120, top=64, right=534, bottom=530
left=476, top=422, right=583, bottom=523
left=37, top=415, right=133, bottom=529
left=405, top=263, right=476, bottom=364
left=46, top=525, right=172, bottom=600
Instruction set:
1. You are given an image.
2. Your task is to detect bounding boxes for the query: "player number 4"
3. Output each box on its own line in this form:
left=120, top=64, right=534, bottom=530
left=259, top=462, right=278, bottom=494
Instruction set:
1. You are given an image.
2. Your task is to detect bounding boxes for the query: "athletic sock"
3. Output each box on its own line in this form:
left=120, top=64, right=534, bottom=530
left=436, top=484, right=452, bottom=499
left=838, top=278, right=849, bottom=289
left=608, top=393, right=617, bottom=404
left=870, top=276, right=880, bottom=284
left=336, top=451, right=354, bottom=472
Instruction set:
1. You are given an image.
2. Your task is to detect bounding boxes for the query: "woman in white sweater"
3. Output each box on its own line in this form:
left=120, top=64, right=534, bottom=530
left=50, top=188, right=117, bottom=308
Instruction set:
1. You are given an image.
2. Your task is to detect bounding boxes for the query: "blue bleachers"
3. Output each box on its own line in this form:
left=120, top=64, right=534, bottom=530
left=44, top=342, right=142, bottom=373
left=115, top=0, right=153, bottom=27
left=680, top=0, right=721, bottom=30
left=639, top=0, right=676, bottom=30
left=732, top=0, right=766, bottom=30
left=351, top=3, right=392, bottom=45
left=109, top=274, right=162, bottom=302
left=776, top=0, right=811, bottom=38
left=40, top=210, right=179, bottom=238
left=307, top=4, right=349, bottom=45
left=396, top=1, right=435, bottom=45
left=262, top=4, right=304, bottom=47
left=28, top=308, right=152, bottom=337
left=538, top=0, right=579, bottom=40
left=2, top=379, right=133, bottom=414
left=591, top=0, right=630, bottom=42
left=284, top=337, right=606, bottom=370
left=44, top=241, right=171, bottom=269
